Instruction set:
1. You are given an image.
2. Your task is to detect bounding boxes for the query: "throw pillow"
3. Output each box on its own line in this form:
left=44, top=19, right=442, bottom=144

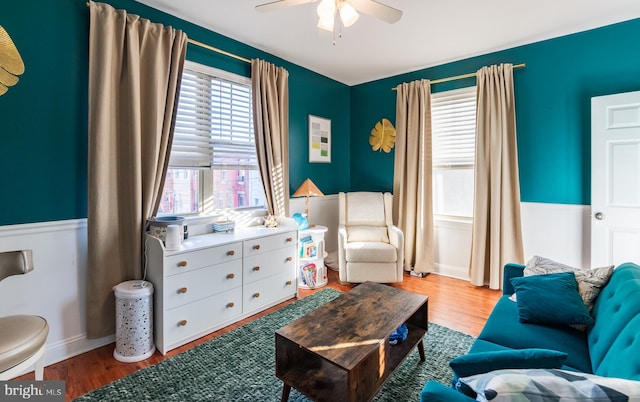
left=511, top=272, right=594, bottom=327
left=460, top=368, right=640, bottom=402
left=449, top=349, right=568, bottom=378
left=524, top=255, right=614, bottom=311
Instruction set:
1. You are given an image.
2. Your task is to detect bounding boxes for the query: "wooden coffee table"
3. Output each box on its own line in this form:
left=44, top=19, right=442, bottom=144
left=275, top=282, right=428, bottom=402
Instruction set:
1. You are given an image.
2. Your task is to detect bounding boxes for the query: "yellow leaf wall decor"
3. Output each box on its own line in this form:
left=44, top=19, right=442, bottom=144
left=0, top=26, right=25, bottom=96
left=369, top=118, right=396, bottom=153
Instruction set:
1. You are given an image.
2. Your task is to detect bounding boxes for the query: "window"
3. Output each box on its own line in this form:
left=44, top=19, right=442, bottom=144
left=431, top=86, right=476, bottom=219
left=158, top=61, right=266, bottom=216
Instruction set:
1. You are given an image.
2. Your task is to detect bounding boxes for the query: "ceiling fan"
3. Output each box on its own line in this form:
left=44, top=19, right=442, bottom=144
left=256, top=0, right=403, bottom=38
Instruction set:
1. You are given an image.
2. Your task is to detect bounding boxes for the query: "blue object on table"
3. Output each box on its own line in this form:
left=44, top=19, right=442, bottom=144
left=292, top=213, right=309, bottom=230
left=389, top=323, right=408, bottom=345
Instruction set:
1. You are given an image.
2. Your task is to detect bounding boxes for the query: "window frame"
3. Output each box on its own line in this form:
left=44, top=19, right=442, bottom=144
left=431, top=85, right=477, bottom=221
left=159, top=61, right=267, bottom=218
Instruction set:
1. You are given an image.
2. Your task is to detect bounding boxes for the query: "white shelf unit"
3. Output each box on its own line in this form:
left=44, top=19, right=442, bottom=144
left=298, top=225, right=328, bottom=289
left=146, top=225, right=298, bottom=354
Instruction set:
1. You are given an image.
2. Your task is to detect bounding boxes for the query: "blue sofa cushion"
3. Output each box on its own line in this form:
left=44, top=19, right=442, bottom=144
left=477, top=296, right=593, bottom=372
left=524, top=255, right=614, bottom=311
left=449, top=348, right=568, bottom=378
left=588, top=263, right=640, bottom=380
left=511, top=272, right=594, bottom=327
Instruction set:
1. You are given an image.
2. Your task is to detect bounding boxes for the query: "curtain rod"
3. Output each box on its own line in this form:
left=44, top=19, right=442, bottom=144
left=186, top=38, right=251, bottom=64
left=85, top=2, right=251, bottom=64
left=392, top=63, right=526, bottom=90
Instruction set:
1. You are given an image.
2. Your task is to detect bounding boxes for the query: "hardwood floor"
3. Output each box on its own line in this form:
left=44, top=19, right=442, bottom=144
left=17, top=270, right=501, bottom=401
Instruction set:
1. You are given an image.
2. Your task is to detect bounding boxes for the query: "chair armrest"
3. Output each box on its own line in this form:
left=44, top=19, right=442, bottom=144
left=421, top=381, right=475, bottom=402
left=387, top=225, right=403, bottom=248
left=388, top=225, right=405, bottom=279
left=502, top=263, right=525, bottom=295
left=337, top=226, right=348, bottom=281
left=338, top=226, right=347, bottom=245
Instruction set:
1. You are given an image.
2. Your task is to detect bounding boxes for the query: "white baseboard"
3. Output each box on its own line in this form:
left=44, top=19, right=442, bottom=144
left=433, top=262, right=469, bottom=280
left=45, top=334, right=115, bottom=368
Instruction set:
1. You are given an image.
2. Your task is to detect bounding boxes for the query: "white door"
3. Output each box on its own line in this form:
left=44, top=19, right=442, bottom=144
left=591, top=91, right=640, bottom=267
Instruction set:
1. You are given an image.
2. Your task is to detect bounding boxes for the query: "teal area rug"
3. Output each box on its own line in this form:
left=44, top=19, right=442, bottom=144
left=76, top=288, right=474, bottom=401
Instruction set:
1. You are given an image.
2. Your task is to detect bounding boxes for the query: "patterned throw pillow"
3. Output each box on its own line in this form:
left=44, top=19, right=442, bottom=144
left=460, top=368, right=640, bottom=402
left=524, top=256, right=614, bottom=311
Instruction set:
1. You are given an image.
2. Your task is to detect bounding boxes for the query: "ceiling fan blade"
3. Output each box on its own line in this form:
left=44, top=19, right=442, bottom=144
left=255, top=0, right=317, bottom=13
left=348, top=0, right=403, bottom=24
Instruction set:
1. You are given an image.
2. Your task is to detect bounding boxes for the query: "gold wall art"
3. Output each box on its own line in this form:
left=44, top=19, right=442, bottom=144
left=0, top=26, right=25, bottom=96
left=369, top=118, right=396, bottom=152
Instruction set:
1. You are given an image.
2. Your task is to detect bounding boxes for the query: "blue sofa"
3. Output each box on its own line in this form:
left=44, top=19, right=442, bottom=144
left=421, top=262, right=640, bottom=401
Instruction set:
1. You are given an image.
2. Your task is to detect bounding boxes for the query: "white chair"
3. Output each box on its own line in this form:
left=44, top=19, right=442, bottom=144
left=0, top=250, right=48, bottom=380
left=338, top=192, right=404, bottom=283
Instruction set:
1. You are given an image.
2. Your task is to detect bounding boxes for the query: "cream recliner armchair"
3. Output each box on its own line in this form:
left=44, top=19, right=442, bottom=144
left=338, top=192, right=404, bottom=283
left=0, top=250, right=49, bottom=380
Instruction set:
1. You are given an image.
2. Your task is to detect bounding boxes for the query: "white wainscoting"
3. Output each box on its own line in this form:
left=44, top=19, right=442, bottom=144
left=520, top=202, right=591, bottom=268
left=433, top=218, right=473, bottom=279
left=295, top=199, right=591, bottom=280
left=0, top=220, right=113, bottom=373
left=0, top=201, right=590, bottom=373
left=433, top=202, right=591, bottom=279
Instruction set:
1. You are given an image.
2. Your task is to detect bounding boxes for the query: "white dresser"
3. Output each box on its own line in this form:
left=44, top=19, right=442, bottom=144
left=146, top=225, right=298, bottom=354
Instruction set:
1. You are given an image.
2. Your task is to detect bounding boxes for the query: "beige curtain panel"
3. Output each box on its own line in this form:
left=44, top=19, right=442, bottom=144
left=469, top=63, right=524, bottom=289
left=252, top=59, right=290, bottom=217
left=87, top=2, right=187, bottom=338
left=393, top=79, right=435, bottom=274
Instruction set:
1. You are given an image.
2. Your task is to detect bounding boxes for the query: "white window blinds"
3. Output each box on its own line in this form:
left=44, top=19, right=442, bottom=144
left=431, top=86, right=476, bottom=167
left=170, top=61, right=257, bottom=170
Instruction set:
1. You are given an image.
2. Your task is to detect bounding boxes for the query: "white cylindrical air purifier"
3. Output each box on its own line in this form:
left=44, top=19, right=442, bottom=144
left=113, top=280, right=155, bottom=363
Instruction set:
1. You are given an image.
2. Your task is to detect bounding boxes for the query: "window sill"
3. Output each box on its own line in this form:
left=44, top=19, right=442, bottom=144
left=434, top=215, right=472, bottom=224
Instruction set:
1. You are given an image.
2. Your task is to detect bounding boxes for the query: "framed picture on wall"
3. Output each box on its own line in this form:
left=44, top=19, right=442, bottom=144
left=308, top=115, right=331, bottom=163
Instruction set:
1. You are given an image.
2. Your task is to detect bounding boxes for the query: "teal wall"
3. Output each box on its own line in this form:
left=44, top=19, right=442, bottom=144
left=351, top=18, right=640, bottom=205
left=2, top=1, right=639, bottom=226
left=0, top=0, right=350, bottom=226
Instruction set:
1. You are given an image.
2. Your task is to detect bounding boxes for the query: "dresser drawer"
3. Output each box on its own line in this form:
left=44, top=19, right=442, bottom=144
left=243, top=231, right=296, bottom=257
left=164, top=287, right=243, bottom=346
left=243, top=247, right=296, bottom=284
left=165, top=260, right=242, bottom=310
left=164, top=242, right=242, bottom=276
left=243, top=270, right=297, bottom=314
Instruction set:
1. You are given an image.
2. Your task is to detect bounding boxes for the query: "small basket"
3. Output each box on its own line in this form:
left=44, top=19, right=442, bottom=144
left=213, top=220, right=235, bottom=233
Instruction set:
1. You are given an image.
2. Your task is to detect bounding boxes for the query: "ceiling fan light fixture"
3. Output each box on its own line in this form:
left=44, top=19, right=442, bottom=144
left=339, top=2, right=359, bottom=27
left=316, top=0, right=335, bottom=19
left=317, top=0, right=336, bottom=31
left=317, top=15, right=335, bottom=31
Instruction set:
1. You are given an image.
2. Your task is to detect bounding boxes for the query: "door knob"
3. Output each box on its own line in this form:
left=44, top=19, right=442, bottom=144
left=594, top=212, right=605, bottom=220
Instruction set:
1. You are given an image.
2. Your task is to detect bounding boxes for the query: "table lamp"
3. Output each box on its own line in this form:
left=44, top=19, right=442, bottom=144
left=292, top=178, right=324, bottom=227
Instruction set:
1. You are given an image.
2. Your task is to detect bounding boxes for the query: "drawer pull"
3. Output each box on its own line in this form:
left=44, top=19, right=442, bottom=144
left=179, top=320, right=188, bottom=327
left=253, top=266, right=261, bottom=272
left=286, top=256, right=293, bottom=262
left=227, top=302, right=235, bottom=308
left=253, top=244, right=261, bottom=250
left=227, top=273, right=235, bottom=279
left=253, top=292, right=260, bottom=298
left=286, top=237, right=293, bottom=242
left=286, top=280, right=292, bottom=286
left=178, top=287, right=188, bottom=294
left=227, top=250, right=235, bottom=256
left=178, top=261, right=188, bottom=267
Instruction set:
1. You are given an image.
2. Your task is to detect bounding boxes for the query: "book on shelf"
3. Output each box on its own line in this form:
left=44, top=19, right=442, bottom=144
left=299, top=235, right=317, bottom=258
left=300, top=263, right=317, bottom=287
